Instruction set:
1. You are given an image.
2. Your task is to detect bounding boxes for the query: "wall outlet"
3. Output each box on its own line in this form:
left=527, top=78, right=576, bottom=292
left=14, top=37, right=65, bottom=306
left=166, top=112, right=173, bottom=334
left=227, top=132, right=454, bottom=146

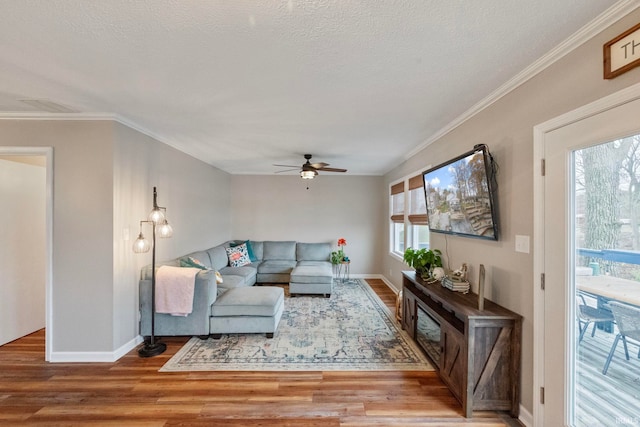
left=515, top=235, right=530, bottom=254
left=389, top=269, right=393, bottom=277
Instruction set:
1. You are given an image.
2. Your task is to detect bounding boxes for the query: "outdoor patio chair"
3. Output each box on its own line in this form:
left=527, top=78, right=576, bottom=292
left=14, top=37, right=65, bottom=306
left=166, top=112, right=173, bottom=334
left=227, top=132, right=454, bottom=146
left=602, top=301, right=640, bottom=375
left=577, top=291, right=614, bottom=343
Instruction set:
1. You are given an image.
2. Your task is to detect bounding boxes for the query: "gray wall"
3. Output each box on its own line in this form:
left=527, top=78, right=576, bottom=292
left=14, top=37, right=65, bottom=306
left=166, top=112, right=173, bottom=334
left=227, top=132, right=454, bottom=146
left=0, top=120, right=231, bottom=354
left=231, top=175, right=384, bottom=275
left=382, top=9, right=640, bottom=415
left=112, top=122, right=232, bottom=349
left=0, top=121, right=115, bottom=352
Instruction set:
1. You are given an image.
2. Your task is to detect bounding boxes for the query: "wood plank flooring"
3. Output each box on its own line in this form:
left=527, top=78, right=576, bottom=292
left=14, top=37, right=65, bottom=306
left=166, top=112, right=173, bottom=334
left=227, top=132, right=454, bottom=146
left=0, top=278, right=523, bottom=426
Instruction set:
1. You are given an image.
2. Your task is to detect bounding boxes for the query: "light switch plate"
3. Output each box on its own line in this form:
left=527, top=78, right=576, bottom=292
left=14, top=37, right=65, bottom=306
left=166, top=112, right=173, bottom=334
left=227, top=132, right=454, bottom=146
left=515, top=235, right=530, bottom=253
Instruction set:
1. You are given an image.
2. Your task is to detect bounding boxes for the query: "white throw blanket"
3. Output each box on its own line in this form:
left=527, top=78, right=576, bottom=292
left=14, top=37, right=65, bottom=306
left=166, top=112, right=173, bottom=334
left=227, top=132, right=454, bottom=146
left=155, top=266, right=200, bottom=316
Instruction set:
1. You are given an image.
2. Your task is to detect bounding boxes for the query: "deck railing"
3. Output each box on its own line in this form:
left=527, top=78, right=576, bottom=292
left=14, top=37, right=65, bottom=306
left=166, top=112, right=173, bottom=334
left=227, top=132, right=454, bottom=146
left=578, top=248, right=640, bottom=265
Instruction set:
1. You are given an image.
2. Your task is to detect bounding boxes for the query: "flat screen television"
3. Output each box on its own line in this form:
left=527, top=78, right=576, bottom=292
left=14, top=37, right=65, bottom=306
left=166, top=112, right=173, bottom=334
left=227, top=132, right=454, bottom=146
left=422, top=144, right=499, bottom=240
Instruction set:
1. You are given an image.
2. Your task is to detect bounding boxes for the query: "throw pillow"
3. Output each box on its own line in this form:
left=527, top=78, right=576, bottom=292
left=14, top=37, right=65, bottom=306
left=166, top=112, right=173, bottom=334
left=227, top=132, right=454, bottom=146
left=225, top=244, right=251, bottom=267
left=230, top=240, right=257, bottom=262
left=180, top=256, right=210, bottom=270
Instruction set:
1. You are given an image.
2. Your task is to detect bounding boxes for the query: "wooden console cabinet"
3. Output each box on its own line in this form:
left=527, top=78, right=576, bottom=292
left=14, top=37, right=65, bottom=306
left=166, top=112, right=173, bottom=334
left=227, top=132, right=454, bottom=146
left=402, top=271, right=522, bottom=418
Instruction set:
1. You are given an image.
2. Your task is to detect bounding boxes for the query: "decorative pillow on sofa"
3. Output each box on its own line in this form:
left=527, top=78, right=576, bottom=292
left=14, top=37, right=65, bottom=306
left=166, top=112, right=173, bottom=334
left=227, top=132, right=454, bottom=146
left=180, top=257, right=224, bottom=284
left=180, top=256, right=210, bottom=270
left=230, top=240, right=257, bottom=262
left=225, top=244, right=251, bottom=267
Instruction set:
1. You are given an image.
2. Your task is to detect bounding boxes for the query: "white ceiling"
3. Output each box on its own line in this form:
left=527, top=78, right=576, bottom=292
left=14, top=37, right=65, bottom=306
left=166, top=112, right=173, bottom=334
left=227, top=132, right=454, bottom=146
left=0, top=1, right=619, bottom=176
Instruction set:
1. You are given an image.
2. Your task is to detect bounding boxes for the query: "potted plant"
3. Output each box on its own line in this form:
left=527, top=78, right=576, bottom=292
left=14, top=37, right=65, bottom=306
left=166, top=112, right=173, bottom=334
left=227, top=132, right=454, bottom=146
left=331, top=238, right=348, bottom=265
left=403, top=247, right=443, bottom=280
left=330, top=251, right=343, bottom=265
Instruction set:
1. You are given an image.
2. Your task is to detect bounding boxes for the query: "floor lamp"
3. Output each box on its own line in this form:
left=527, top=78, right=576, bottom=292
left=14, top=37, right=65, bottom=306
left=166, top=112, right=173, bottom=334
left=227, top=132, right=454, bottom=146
left=133, top=187, right=173, bottom=358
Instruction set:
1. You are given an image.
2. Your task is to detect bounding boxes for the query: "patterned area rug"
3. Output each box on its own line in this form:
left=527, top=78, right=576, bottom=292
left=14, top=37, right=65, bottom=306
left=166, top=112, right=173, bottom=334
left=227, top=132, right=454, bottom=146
left=160, top=279, right=433, bottom=371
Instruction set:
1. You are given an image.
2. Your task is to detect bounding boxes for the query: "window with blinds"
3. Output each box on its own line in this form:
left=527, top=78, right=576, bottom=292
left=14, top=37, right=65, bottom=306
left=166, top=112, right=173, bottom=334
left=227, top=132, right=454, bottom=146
left=389, top=173, right=430, bottom=256
left=390, top=182, right=405, bottom=223
left=408, top=174, right=428, bottom=225
left=390, top=181, right=405, bottom=254
left=408, top=174, right=430, bottom=249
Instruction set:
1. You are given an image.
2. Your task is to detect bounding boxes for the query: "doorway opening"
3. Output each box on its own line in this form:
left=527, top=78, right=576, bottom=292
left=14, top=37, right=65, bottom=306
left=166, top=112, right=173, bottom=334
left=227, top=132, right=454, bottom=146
left=0, top=147, right=53, bottom=361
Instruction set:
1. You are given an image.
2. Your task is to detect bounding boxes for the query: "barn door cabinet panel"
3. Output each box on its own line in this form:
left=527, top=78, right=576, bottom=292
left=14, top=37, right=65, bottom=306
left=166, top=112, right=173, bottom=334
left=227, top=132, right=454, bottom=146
left=439, top=322, right=465, bottom=401
left=402, top=271, right=522, bottom=418
left=401, top=288, right=417, bottom=338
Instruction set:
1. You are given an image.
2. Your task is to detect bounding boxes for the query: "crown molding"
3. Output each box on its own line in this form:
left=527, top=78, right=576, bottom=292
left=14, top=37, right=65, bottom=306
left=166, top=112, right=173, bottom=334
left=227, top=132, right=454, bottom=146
left=0, top=112, right=117, bottom=120
left=113, top=115, right=220, bottom=169
left=0, top=112, right=177, bottom=149
left=403, top=0, right=640, bottom=162
left=0, top=111, right=212, bottom=167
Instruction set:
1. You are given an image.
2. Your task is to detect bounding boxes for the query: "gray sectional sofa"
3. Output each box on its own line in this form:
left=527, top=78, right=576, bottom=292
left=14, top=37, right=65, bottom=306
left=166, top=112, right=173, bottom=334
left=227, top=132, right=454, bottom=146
left=139, top=240, right=333, bottom=338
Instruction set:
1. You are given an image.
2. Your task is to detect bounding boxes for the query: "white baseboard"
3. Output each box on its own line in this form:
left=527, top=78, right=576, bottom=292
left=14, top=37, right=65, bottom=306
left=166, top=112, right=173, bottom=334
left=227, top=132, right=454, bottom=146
left=49, top=335, right=143, bottom=363
left=355, top=274, right=400, bottom=294
left=519, top=404, right=533, bottom=427
left=115, top=335, right=144, bottom=359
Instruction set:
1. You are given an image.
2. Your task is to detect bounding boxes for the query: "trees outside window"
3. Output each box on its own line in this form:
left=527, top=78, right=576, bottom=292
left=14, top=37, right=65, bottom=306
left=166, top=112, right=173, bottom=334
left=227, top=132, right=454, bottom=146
left=576, top=134, right=640, bottom=278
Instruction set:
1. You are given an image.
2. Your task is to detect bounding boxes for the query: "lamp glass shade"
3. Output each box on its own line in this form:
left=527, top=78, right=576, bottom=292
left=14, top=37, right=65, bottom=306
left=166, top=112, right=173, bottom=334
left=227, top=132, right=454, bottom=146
left=158, top=220, right=173, bottom=238
left=301, top=170, right=316, bottom=179
left=133, top=233, right=151, bottom=253
left=148, top=208, right=165, bottom=224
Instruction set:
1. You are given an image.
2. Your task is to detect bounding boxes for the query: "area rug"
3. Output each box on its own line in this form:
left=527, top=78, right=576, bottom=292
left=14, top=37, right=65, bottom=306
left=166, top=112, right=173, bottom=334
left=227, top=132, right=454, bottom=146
left=160, top=279, right=433, bottom=372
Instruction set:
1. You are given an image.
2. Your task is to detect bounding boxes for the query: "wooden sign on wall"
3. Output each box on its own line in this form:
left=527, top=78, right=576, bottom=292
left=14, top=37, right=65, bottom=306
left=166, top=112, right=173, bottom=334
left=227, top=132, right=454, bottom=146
left=604, top=22, right=640, bottom=79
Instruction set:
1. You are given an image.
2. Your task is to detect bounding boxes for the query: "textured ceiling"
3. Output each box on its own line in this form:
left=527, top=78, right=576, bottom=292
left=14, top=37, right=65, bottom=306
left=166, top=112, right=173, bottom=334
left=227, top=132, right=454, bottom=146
left=0, top=1, right=617, bottom=175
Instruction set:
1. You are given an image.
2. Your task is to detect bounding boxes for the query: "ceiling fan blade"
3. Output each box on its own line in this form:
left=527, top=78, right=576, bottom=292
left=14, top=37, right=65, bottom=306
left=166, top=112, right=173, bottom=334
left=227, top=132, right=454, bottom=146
left=275, top=155, right=346, bottom=175
left=317, top=167, right=347, bottom=173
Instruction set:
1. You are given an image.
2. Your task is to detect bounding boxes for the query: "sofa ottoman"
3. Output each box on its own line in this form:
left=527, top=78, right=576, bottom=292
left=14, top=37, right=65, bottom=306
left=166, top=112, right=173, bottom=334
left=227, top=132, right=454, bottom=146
left=289, top=263, right=333, bottom=297
left=209, top=286, right=284, bottom=339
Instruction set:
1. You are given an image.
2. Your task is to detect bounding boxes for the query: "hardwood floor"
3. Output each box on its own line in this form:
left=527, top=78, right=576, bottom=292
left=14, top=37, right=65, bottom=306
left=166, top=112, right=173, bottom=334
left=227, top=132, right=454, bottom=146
left=0, top=278, right=523, bottom=426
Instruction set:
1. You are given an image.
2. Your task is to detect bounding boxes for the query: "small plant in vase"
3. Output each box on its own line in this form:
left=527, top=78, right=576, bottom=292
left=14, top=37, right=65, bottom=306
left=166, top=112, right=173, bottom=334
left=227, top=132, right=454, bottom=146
left=331, top=238, right=348, bottom=278
left=403, top=247, right=443, bottom=281
left=331, top=238, right=348, bottom=264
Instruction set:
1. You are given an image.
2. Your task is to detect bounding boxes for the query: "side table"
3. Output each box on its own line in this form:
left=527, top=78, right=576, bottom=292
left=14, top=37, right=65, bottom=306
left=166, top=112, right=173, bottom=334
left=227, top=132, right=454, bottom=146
left=337, top=261, right=352, bottom=284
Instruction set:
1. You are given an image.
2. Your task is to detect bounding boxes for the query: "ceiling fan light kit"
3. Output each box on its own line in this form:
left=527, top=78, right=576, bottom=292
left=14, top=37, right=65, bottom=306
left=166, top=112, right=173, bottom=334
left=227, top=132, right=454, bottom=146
left=275, top=154, right=347, bottom=180
left=300, top=170, right=317, bottom=179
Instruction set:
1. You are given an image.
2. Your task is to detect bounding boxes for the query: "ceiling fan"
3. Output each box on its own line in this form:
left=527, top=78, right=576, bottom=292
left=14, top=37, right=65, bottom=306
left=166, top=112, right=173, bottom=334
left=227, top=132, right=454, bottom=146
left=274, top=154, right=347, bottom=179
